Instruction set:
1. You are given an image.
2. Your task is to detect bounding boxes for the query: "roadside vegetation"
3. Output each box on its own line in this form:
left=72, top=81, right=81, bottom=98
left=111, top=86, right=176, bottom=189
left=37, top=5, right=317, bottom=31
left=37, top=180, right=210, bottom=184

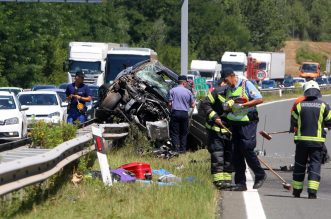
left=1, top=1, right=330, bottom=87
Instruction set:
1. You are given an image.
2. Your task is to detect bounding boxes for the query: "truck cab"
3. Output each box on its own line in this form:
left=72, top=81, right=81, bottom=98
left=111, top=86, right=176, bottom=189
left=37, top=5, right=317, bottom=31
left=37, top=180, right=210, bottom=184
left=190, top=60, right=220, bottom=81
left=221, top=52, right=247, bottom=77
left=299, top=62, right=320, bottom=79
left=105, top=47, right=157, bottom=84
left=66, top=42, right=120, bottom=86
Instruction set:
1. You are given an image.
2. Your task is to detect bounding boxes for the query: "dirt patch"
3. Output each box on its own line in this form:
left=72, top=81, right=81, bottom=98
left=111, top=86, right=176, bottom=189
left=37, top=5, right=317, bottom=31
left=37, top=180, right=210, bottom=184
left=282, top=40, right=331, bottom=76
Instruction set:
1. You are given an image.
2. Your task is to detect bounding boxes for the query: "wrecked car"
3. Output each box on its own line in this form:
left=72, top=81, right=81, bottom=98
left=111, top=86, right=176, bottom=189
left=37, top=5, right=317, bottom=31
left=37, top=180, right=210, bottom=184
left=95, top=60, right=207, bottom=151
left=95, top=60, right=178, bottom=128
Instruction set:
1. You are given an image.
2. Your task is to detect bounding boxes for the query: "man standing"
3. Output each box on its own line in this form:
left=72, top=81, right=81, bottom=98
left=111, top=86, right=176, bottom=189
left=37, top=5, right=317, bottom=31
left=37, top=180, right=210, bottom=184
left=222, top=68, right=266, bottom=191
left=66, top=70, right=92, bottom=124
left=200, top=79, right=234, bottom=189
left=168, top=75, right=195, bottom=153
left=291, top=80, right=331, bottom=199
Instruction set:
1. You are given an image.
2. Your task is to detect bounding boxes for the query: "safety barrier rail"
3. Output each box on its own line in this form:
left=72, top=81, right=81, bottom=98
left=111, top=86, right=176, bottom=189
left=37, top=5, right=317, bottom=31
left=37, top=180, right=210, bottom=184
left=260, top=84, right=331, bottom=96
left=0, top=125, right=94, bottom=196
left=0, top=138, right=31, bottom=153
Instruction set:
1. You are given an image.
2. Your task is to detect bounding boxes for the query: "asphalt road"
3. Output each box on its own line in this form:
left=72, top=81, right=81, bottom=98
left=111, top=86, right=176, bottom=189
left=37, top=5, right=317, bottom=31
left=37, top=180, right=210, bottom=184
left=222, top=95, right=331, bottom=219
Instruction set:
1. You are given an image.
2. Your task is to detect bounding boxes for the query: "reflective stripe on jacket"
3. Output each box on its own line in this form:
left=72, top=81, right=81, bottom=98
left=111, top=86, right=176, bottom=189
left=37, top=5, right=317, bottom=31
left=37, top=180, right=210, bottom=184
left=291, top=99, right=331, bottom=143
left=226, top=80, right=256, bottom=122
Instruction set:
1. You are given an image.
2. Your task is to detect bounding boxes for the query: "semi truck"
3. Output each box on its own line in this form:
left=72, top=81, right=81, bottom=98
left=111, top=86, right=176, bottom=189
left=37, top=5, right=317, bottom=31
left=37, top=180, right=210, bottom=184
left=105, top=47, right=157, bottom=84
left=221, top=52, right=247, bottom=77
left=65, top=42, right=120, bottom=86
left=190, top=60, right=221, bottom=81
left=247, top=52, right=285, bottom=83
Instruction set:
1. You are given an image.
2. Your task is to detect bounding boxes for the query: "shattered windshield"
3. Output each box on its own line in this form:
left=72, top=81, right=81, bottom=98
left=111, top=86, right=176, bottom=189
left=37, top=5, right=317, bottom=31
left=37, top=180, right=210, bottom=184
left=136, top=64, right=173, bottom=98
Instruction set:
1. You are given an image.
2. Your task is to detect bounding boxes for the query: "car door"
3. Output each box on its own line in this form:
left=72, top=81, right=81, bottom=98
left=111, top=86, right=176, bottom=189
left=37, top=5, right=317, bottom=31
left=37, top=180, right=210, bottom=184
left=57, top=94, right=67, bottom=122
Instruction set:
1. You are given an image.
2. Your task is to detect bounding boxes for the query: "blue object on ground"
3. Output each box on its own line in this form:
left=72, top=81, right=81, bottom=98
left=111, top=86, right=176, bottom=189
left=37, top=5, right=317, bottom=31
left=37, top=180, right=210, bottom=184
left=152, top=169, right=171, bottom=176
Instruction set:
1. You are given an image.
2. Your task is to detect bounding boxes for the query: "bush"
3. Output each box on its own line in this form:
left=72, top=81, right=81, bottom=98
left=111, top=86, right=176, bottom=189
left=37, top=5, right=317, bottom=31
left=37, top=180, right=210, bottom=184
left=296, top=47, right=327, bottom=70
left=30, top=121, right=77, bottom=149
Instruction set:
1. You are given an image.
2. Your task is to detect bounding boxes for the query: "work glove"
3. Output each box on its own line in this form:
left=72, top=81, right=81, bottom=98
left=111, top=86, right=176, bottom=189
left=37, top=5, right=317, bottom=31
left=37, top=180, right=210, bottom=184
left=322, top=144, right=330, bottom=164
left=232, top=103, right=243, bottom=112
left=223, top=99, right=234, bottom=111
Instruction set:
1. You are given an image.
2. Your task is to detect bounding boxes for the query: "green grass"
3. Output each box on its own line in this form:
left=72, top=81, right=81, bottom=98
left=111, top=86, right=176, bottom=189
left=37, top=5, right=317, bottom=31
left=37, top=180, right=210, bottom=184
left=296, top=47, right=327, bottom=70
left=12, top=147, right=217, bottom=219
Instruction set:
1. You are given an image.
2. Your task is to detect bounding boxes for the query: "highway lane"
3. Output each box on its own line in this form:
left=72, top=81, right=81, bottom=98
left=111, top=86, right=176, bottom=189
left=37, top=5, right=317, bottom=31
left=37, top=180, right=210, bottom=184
left=222, top=95, right=331, bottom=219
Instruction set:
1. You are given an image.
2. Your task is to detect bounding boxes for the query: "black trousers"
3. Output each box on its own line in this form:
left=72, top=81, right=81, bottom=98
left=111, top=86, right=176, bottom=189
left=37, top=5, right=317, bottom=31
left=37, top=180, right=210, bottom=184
left=293, top=142, right=323, bottom=194
left=170, top=110, right=189, bottom=152
left=207, top=130, right=233, bottom=174
left=232, top=121, right=265, bottom=185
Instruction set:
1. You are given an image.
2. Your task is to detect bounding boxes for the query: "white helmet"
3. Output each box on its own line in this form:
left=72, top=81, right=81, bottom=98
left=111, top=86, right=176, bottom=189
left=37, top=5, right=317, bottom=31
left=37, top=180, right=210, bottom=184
left=303, top=80, right=320, bottom=92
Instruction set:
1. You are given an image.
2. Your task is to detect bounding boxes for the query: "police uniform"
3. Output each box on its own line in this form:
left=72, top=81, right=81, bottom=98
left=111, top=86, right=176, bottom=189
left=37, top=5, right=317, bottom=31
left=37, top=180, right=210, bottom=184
left=224, top=71, right=266, bottom=190
left=290, top=81, right=331, bottom=199
left=200, top=83, right=234, bottom=189
left=168, top=75, right=195, bottom=153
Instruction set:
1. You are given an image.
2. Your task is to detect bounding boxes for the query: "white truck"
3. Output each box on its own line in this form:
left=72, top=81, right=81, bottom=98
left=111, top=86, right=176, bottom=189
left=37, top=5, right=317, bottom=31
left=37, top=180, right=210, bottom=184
left=221, top=52, right=247, bottom=77
left=65, top=42, right=120, bottom=86
left=190, top=60, right=221, bottom=81
left=105, top=47, right=157, bottom=84
left=248, top=51, right=285, bottom=82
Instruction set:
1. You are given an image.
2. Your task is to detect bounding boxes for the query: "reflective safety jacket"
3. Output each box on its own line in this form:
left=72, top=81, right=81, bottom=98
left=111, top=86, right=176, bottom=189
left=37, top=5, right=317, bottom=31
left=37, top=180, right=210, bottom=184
left=200, top=85, right=229, bottom=134
left=226, top=80, right=257, bottom=123
left=291, top=97, right=331, bottom=143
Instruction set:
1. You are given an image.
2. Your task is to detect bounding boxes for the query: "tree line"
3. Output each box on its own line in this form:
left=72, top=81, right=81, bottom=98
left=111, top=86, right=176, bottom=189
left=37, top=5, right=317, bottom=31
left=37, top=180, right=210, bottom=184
left=0, top=0, right=330, bottom=87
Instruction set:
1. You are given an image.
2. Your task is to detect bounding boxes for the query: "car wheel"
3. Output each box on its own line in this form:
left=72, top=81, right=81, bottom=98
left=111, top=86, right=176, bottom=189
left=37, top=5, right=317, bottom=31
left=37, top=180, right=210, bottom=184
left=100, top=92, right=121, bottom=110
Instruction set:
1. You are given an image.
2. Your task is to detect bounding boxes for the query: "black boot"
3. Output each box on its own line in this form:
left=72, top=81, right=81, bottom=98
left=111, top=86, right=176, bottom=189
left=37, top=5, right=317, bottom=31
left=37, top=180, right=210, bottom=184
left=308, top=193, right=317, bottom=199
left=253, top=174, right=267, bottom=189
left=213, top=180, right=233, bottom=190
left=230, top=184, right=247, bottom=191
left=292, top=189, right=301, bottom=198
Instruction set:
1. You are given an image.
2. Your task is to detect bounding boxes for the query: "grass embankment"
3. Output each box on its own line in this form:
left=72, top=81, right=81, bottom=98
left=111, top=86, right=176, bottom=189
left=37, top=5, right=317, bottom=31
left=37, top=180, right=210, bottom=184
left=13, top=148, right=215, bottom=219
left=7, top=125, right=216, bottom=219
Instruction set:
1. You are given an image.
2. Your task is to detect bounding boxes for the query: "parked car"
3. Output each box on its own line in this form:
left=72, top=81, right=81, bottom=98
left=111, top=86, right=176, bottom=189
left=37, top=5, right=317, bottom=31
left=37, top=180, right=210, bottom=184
left=32, top=85, right=57, bottom=91
left=0, top=91, right=28, bottom=140
left=39, top=88, right=67, bottom=103
left=283, top=78, right=294, bottom=88
left=292, top=77, right=306, bottom=87
left=0, top=87, right=24, bottom=96
left=18, top=91, right=68, bottom=126
left=261, top=80, right=277, bottom=89
left=315, top=77, right=328, bottom=86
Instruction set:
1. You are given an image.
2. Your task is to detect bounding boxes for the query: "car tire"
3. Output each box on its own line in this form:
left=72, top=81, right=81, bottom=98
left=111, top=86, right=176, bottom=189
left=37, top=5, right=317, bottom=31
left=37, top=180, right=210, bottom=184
left=100, top=92, right=121, bottom=110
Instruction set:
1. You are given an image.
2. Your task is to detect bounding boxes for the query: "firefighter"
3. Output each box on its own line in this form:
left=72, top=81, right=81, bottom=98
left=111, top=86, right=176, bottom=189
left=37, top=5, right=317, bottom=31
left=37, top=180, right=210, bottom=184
left=222, top=68, right=266, bottom=191
left=290, top=80, right=331, bottom=199
left=199, top=78, right=234, bottom=189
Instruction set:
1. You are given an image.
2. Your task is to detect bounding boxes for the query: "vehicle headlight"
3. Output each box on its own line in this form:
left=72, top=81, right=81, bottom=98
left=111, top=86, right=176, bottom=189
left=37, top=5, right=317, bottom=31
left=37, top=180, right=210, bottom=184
left=5, top=117, right=19, bottom=125
left=48, top=112, right=61, bottom=118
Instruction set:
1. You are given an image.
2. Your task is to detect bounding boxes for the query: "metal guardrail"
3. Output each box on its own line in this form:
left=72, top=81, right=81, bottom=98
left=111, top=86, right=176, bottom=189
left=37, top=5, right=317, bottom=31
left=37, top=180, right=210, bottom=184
left=260, top=84, right=331, bottom=95
left=0, top=138, right=32, bottom=153
left=0, top=125, right=94, bottom=196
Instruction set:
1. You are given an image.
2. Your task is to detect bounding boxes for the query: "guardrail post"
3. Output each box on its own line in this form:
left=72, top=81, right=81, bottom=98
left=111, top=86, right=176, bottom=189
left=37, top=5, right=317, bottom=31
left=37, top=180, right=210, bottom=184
left=279, top=89, right=282, bottom=97
left=92, top=125, right=112, bottom=186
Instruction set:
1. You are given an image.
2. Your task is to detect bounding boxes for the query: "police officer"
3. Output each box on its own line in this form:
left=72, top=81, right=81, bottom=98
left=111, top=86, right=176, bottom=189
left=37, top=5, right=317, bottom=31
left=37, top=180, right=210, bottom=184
left=66, top=70, right=92, bottom=124
left=290, top=80, right=331, bottom=199
left=222, top=68, right=266, bottom=191
left=200, top=78, right=234, bottom=189
left=168, top=75, right=195, bottom=153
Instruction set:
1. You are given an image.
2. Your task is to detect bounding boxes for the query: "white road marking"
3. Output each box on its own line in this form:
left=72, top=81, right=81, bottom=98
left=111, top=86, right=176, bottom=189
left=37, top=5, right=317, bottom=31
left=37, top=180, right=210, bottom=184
left=243, top=169, right=266, bottom=219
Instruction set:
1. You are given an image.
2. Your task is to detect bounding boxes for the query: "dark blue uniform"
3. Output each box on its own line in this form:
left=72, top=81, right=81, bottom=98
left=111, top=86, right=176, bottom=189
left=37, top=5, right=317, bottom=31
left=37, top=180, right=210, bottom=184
left=66, top=83, right=91, bottom=124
